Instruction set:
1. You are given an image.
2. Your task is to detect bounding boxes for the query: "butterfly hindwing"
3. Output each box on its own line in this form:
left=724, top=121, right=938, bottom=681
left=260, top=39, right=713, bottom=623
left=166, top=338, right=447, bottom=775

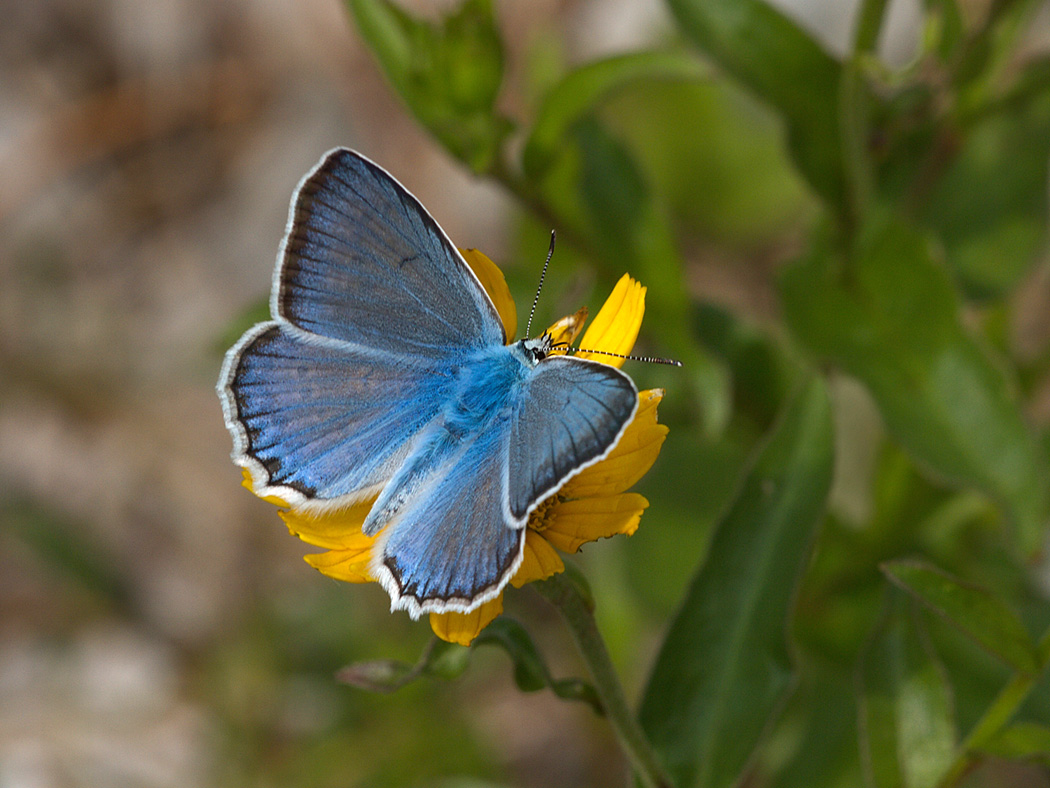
left=276, top=149, right=505, bottom=355
left=507, top=357, right=638, bottom=520
left=220, top=322, right=452, bottom=504
left=374, top=421, right=525, bottom=616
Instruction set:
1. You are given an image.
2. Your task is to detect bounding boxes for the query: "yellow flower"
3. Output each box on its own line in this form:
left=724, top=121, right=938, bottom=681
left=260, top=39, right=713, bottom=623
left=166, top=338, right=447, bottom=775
left=260, top=250, right=668, bottom=646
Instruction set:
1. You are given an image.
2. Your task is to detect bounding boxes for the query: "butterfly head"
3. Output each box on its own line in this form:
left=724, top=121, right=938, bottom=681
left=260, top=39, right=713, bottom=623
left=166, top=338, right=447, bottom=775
left=520, top=333, right=554, bottom=366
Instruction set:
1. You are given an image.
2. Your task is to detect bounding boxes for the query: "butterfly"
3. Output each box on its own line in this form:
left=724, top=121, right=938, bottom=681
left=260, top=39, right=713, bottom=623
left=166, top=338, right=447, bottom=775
left=218, top=149, right=638, bottom=618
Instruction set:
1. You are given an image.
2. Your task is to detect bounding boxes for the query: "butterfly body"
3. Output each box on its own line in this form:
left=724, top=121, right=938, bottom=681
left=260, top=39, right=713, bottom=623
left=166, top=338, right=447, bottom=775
left=219, top=149, right=638, bottom=617
left=361, top=342, right=524, bottom=534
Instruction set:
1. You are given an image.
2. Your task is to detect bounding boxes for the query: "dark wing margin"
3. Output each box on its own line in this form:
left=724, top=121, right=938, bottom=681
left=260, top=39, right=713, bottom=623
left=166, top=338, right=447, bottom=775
left=273, top=148, right=505, bottom=354
left=506, top=357, right=638, bottom=521
left=373, top=424, right=526, bottom=617
left=218, top=321, right=451, bottom=506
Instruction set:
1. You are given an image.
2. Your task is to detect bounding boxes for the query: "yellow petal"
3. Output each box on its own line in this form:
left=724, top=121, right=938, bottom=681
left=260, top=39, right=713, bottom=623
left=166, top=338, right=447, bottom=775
left=460, top=248, right=517, bottom=342
left=430, top=596, right=504, bottom=645
left=280, top=500, right=374, bottom=550
left=575, top=274, right=645, bottom=367
left=545, top=306, right=588, bottom=348
left=562, top=389, right=667, bottom=498
left=510, top=529, right=565, bottom=588
left=241, top=468, right=291, bottom=507
left=304, top=546, right=374, bottom=583
left=540, top=493, right=649, bottom=553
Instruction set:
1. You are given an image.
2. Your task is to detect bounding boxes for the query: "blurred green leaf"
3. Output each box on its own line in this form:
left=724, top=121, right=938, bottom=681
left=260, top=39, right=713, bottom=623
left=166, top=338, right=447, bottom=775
left=346, top=0, right=510, bottom=171
left=767, top=670, right=861, bottom=788
left=605, top=79, right=815, bottom=244
left=881, top=558, right=1039, bottom=675
left=953, top=0, right=1047, bottom=104
left=859, top=591, right=957, bottom=788
left=522, top=50, right=711, bottom=178
left=920, top=88, right=1050, bottom=298
left=693, top=302, right=799, bottom=427
left=573, top=118, right=731, bottom=435
left=666, top=0, right=847, bottom=207
left=781, top=215, right=1048, bottom=553
left=977, top=721, right=1050, bottom=762
left=639, top=376, right=834, bottom=788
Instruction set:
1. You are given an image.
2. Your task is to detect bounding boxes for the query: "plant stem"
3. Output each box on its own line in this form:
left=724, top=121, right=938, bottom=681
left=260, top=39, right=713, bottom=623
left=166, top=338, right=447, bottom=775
left=535, top=573, right=675, bottom=788
left=937, top=626, right=1050, bottom=787
left=852, top=0, right=889, bottom=54
left=839, top=0, right=887, bottom=235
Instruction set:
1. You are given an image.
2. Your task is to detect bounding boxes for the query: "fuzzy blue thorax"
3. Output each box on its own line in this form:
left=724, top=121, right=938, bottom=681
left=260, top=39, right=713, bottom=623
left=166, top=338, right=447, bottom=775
left=362, top=336, right=552, bottom=535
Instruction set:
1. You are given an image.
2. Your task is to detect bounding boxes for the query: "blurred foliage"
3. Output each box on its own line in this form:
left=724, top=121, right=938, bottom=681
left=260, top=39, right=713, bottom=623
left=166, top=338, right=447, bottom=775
left=340, top=0, right=1050, bottom=785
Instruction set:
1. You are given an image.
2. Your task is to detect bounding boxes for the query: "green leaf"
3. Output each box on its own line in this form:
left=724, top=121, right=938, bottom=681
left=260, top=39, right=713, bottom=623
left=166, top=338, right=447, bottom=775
left=522, top=49, right=711, bottom=178
left=767, top=671, right=861, bottom=788
left=338, top=622, right=603, bottom=714
left=881, top=558, right=1039, bottom=675
left=639, top=376, right=834, bottom=788
left=780, top=215, right=1048, bottom=553
left=573, top=118, right=731, bottom=436
left=665, top=0, right=847, bottom=207
left=920, top=87, right=1050, bottom=298
left=346, top=0, right=509, bottom=171
left=859, top=591, right=957, bottom=788
left=692, top=301, right=799, bottom=426
left=345, top=0, right=415, bottom=96
left=977, top=721, right=1050, bottom=762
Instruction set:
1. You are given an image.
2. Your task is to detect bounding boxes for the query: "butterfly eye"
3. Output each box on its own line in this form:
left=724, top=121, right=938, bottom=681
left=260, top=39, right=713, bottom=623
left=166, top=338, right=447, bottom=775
left=519, top=337, right=551, bottom=364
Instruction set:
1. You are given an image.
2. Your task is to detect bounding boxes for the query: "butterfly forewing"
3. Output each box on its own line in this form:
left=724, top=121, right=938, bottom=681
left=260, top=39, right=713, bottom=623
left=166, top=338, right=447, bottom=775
left=225, top=323, right=452, bottom=501
left=276, top=149, right=505, bottom=354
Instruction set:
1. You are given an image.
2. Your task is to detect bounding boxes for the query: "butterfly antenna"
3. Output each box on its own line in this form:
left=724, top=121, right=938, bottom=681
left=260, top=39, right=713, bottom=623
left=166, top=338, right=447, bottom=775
left=526, top=230, right=557, bottom=339
left=572, top=347, right=683, bottom=367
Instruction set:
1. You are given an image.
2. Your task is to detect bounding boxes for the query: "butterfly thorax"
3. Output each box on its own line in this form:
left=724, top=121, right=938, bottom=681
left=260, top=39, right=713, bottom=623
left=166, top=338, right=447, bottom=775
left=444, top=342, right=538, bottom=437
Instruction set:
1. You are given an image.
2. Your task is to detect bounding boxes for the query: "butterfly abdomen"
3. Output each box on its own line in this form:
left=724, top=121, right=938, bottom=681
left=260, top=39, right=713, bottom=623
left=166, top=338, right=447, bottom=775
left=361, top=345, right=527, bottom=535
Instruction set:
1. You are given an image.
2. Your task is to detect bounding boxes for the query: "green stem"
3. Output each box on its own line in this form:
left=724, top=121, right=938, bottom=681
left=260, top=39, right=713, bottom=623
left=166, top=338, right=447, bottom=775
left=937, top=626, right=1050, bottom=787
left=852, top=0, right=889, bottom=54
left=838, top=0, right=887, bottom=236
left=535, top=573, right=675, bottom=788
left=839, top=60, right=873, bottom=234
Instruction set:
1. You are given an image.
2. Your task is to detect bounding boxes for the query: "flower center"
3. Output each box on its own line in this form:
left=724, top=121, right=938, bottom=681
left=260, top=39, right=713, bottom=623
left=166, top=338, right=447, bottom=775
left=527, top=495, right=559, bottom=533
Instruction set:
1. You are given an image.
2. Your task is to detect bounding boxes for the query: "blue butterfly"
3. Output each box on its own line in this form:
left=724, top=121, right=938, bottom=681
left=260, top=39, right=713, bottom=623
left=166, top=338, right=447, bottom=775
left=218, top=149, right=638, bottom=618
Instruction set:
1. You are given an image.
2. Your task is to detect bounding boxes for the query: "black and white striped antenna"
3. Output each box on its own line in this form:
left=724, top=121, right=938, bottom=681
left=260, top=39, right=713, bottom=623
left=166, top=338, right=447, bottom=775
left=525, top=230, right=557, bottom=340
left=529, top=230, right=682, bottom=367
